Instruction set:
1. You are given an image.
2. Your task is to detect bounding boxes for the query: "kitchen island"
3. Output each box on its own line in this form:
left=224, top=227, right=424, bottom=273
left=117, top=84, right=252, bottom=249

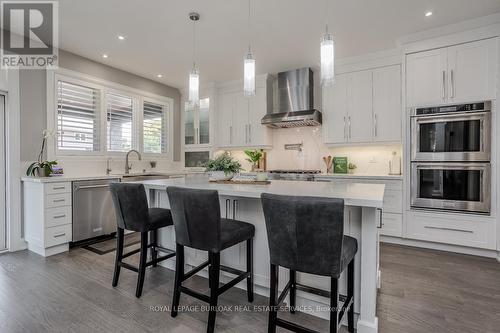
left=137, top=177, right=384, bottom=333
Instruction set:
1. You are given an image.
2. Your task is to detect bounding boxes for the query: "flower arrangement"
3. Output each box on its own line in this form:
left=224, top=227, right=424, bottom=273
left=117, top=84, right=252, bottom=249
left=204, top=153, right=242, bottom=181
left=26, top=130, right=58, bottom=177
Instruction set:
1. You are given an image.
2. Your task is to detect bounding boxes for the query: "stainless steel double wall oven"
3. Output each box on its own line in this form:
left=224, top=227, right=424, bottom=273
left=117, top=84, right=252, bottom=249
left=410, top=101, right=491, bottom=214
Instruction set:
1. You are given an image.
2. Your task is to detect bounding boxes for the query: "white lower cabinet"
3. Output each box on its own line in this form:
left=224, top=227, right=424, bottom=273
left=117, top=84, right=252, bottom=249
left=23, top=181, right=73, bottom=257
left=406, top=211, right=496, bottom=250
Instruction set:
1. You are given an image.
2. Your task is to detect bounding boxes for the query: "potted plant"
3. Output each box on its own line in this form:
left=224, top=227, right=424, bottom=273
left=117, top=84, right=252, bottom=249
left=204, top=153, right=242, bottom=181
left=348, top=162, right=357, bottom=174
left=244, top=149, right=263, bottom=172
left=26, top=130, right=58, bottom=177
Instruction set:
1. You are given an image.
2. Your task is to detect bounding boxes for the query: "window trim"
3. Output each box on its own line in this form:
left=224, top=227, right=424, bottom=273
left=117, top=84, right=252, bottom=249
left=47, top=69, right=174, bottom=161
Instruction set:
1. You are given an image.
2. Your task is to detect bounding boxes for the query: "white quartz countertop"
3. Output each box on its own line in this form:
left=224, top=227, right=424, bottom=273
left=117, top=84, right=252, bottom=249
left=314, top=173, right=403, bottom=181
left=134, top=178, right=385, bottom=208
left=20, top=171, right=191, bottom=183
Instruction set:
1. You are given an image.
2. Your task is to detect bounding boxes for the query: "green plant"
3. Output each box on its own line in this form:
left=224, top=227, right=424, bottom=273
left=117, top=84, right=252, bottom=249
left=244, top=149, right=262, bottom=170
left=204, top=153, right=242, bottom=175
left=348, top=162, right=357, bottom=170
left=26, top=129, right=58, bottom=177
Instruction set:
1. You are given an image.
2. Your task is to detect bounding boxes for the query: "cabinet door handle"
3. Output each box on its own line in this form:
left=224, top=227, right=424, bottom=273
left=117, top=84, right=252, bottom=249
left=195, top=128, right=199, bottom=144
left=442, top=70, right=446, bottom=100
left=248, top=124, right=251, bottom=143
left=53, top=233, right=66, bottom=238
left=343, top=116, right=346, bottom=139
left=225, top=199, right=231, bottom=219
left=245, top=124, right=248, bottom=143
left=232, top=199, right=238, bottom=220
left=348, top=116, right=352, bottom=139
left=53, top=214, right=66, bottom=219
left=53, top=199, right=65, bottom=203
left=374, top=114, right=378, bottom=137
left=424, top=225, right=473, bottom=233
left=229, top=126, right=233, bottom=144
left=52, top=186, right=66, bottom=190
left=450, top=69, right=455, bottom=98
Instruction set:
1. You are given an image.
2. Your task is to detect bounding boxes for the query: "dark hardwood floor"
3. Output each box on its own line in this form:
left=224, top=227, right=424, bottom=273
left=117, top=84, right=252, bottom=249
left=0, top=243, right=499, bottom=332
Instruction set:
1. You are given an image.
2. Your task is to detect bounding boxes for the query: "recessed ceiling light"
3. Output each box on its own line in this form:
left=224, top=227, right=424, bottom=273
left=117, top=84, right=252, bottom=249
left=118, top=35, right=125, bottom=40
left=156, top=74, right=163, bottom=78
left=425, top=11, right=433, bottom=17
left=102, top=54, right=109, bottom=59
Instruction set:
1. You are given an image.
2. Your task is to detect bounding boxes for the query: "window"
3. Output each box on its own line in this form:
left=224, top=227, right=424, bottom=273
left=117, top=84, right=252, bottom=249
left=56, top=80, right=99, bottom=151
left=106, top=93, right=133, bottom=152
left=143, top=101, right=166, bottom=154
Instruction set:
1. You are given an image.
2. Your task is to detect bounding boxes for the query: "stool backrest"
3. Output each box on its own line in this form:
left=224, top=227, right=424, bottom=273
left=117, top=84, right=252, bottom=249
left=109, top=183, right=150, bottom=231
left=167, top=186, right=221, bottom=252
left=261, top=193, right=344, bottom=276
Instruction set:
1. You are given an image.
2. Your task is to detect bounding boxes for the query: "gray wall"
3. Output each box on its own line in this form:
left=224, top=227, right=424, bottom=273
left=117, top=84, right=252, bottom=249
left=20, top=49, right=181, bottom=161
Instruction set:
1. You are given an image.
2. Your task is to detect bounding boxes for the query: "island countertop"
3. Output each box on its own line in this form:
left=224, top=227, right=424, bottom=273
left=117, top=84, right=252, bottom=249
left=134, top=178, right=385, bottom=208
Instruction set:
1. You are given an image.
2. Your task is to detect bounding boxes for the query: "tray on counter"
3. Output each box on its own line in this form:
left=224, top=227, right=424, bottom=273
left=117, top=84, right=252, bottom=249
left=209, top=179, right=271, bottom=185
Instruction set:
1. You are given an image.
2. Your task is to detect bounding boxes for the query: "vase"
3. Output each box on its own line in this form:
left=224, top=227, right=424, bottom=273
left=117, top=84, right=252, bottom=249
left=208, top=171, right=234, bottom=181
left=35, top=168, right=49, bottom=177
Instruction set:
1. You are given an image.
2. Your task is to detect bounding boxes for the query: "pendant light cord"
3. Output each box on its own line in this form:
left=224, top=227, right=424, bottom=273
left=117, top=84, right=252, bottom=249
left=192, top=18, right=196, bottom=69
left=325, top=0, right=329, bottom=33
left=248, top=0, right=251, bottom=52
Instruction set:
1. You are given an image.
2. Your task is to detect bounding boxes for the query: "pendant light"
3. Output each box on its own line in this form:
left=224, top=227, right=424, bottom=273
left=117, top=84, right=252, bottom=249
left=243, top=0, right=255, bottom=96
left=320, top=0, right=335, bottom=86
left=188, top=12, right=200, bottom=105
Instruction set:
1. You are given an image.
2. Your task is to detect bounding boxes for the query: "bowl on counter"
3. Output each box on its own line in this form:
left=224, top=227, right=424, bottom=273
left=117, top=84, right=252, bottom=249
left=207, top=171, right=234, bottom=181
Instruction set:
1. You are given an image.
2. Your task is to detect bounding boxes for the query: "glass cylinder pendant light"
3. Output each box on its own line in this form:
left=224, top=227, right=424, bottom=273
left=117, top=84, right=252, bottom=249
left=188, top=12, right=200, bottom=105
left=321, top=27, right=335, bottom=86
left=243, top=0, right=256, bottom=96
left=320, top=0, right=335, bottom=86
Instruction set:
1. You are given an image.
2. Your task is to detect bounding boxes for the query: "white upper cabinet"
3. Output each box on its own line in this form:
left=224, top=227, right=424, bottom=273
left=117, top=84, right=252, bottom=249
left=406, top=38, right=497, bottom=107
left=216, top=75, right=272, bottom=149
left=323, top=65, right=401, bottom=145
left=447, top=39, right=497, bottom=103
left=348, top=70, right=373, bottom=143
left=373, top=65, right=402, bottom=142
left=323, top=74, right=348, bottom=143
left=184, top=97, right=212, bottom=148
left=406, top=48, right=447, bottom=107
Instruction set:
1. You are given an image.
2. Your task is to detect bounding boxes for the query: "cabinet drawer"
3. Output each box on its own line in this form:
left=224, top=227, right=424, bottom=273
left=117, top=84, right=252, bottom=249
left=383, top=190, right=403, bottom=213
left=380, top=213, right=402, bottom=237
left=45, top=206, right=72, bottom=228
left=407, top=212, right=495, bottom=249
left=45, top=182, right=71, bottom=195
left=45, top=193, right=71, bottom=208
left=45, top=224, right=72, bottom=248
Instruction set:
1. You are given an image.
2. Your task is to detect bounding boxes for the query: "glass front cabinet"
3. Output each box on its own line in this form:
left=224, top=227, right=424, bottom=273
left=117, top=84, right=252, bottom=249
left=184, top=97, right=211, bottom=147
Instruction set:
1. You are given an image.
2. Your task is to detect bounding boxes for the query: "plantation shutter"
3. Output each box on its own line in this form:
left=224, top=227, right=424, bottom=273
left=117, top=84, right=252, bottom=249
left=143, top=101, right=166, bottom=154
left=106, top=93, right=133, bottom=152
left=56, top=80, right=99, bottom=151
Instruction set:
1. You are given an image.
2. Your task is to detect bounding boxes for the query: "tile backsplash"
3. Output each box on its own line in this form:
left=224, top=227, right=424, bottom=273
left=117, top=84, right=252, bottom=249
left=223, top=127, right=402, bottom=175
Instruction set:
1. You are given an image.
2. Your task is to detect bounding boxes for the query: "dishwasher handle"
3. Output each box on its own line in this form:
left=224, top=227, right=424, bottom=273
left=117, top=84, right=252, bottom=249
left=74, top=184, right=110, bottom=190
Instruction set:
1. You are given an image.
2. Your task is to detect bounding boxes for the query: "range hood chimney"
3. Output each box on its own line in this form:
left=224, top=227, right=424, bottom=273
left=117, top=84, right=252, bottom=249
left=261, top=67, right=322, bottom=128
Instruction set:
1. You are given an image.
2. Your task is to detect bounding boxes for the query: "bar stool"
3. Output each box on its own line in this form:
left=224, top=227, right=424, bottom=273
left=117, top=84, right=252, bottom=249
left=167, top=186, right=255, bottom=333
left=261, top=193, right=357, bottom=333
left=109, top=183, right=176, bottom=298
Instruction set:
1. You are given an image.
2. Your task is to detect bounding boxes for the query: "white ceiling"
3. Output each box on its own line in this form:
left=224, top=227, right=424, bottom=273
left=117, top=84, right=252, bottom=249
left=58, top=0, right=500, bottom=89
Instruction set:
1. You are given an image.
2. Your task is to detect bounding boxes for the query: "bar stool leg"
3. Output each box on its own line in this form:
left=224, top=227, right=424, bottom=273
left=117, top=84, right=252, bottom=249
left=246, top=238, right=254, bottom=303
left=135, top=232, right=149, bottom=298
left=207, top=252, right=220, bottom=333
left=171, top=244, right=184, bottom=318
left=112, top=228, right=124, bottom=287
left=330, top=277, right=338, bottom=333
left=289, top=269, right=296, bottom=313
left=268, top=263, right=278, bottom=333
left=150, top=229, right=158, bottom=267
left=347, top=258, right=355, bottom=333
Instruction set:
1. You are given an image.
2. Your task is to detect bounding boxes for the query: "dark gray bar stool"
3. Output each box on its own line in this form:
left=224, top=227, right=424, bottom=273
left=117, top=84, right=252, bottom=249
left=167, top=186, right=255, bottom=333
left=109, top=183, right=176, bottom=298
left=261, top=193, right=357, bottom=333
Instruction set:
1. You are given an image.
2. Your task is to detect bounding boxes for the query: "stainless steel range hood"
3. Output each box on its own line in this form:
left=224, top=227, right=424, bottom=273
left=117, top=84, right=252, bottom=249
left=261, top=67, right=322, bottom=128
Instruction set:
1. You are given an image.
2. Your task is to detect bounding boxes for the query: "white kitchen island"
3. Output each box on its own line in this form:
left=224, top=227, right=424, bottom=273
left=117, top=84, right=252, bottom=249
left=137, top=177, right=384, bottom=333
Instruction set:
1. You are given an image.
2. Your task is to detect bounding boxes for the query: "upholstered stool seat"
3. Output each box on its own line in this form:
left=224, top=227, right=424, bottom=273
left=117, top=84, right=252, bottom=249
left=109, top=183, right=176, bottom=298
left=167, top=186, right=255, bottom=333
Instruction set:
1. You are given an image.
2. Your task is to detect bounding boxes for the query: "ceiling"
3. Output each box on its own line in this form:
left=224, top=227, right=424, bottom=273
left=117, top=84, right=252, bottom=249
left=58, top=0, right=500, bottom=89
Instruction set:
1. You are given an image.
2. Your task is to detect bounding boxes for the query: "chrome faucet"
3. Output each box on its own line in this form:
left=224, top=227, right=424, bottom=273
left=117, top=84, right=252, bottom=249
left=125, top=149, right=142, bottom=174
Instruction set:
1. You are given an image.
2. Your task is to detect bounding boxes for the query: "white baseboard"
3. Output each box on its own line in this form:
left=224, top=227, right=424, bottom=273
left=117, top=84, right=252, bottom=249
left=380, top=235, right=499, bottom=259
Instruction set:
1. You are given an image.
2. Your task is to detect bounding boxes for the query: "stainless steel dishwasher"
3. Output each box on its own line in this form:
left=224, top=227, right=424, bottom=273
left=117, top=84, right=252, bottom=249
left=72, top=178, right=120, bottom=242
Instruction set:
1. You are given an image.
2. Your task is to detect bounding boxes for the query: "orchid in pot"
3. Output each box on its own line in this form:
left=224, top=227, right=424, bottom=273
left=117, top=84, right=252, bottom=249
left=204, top=153, right=241, bottom=181
left=26, top=130, right=58, bottom=177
